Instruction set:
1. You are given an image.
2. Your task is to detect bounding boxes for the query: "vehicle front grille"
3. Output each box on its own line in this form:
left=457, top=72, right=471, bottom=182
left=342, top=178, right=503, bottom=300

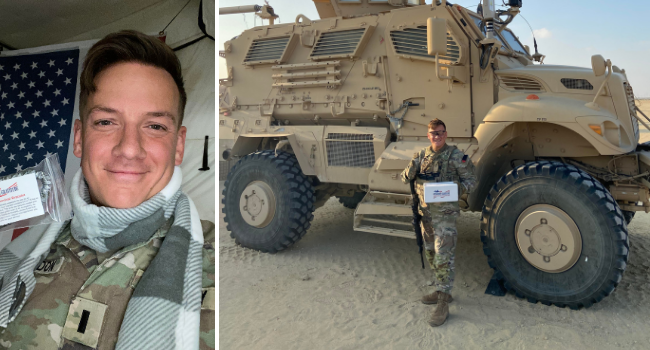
left=561, top=78, right=593, bottom=90
left=624, top=82, right=639, bottom=140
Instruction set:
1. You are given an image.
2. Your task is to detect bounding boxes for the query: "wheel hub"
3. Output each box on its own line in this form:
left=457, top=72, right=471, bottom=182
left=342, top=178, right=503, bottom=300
left=515, top=204, right=582, bottom=273
left=239, top=181, right=276, bottom=228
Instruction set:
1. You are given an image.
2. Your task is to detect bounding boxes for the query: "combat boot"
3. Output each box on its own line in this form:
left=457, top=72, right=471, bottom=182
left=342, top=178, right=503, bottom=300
left=421, top=291, right=453, bottom=305
left=427, top=292, right=451, bottom=327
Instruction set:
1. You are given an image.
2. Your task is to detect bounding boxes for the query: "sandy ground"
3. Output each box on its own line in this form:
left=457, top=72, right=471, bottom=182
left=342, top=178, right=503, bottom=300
left=219, top=180, right=650, bottom=350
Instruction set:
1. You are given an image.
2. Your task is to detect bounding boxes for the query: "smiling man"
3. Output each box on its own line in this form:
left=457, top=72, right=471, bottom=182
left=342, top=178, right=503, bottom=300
left=0, top=31, right=215, bottom=349
left=76, top=60, right=186, bottom=209
left=400, top=118, right=476, bottom=327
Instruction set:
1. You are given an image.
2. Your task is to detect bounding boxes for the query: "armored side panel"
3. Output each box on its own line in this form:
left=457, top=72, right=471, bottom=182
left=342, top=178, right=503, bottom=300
left=220, top=2, right=480, bottom=191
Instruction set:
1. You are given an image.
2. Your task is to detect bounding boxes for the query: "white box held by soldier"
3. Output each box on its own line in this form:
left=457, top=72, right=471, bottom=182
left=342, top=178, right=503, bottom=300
left=423, top=182, right=458, bottom=203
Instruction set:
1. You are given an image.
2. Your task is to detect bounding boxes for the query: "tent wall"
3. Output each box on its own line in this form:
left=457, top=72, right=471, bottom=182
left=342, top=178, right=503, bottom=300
left=1, top=0, right=216, bottom=221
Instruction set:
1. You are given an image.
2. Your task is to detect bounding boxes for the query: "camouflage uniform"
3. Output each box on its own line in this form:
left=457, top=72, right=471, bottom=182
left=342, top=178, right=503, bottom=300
left=400, top=144, right=476, bottom=294
left=0, top=219, right=216, bottom=350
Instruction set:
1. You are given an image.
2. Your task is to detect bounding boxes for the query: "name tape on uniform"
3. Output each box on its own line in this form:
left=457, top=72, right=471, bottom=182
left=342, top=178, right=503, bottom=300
left=35, top=257, right=65, bottom=275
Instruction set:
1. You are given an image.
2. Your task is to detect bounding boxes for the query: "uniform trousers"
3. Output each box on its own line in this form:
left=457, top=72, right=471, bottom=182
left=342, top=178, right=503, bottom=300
left=419, top=201, right=460, bottom=294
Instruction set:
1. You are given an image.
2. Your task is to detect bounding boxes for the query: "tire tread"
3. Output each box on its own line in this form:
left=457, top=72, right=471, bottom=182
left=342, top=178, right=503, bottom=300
left=222, top=150, right=315, bottom=253
left=479, top=160, right=628, bottom=309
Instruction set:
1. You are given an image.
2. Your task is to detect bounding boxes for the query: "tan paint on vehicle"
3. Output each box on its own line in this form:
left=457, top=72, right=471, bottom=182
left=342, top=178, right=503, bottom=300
left=220, top=0, right=650, bottom=228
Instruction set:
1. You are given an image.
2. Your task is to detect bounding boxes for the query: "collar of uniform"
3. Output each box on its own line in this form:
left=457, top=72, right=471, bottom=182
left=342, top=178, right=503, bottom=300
left=56, top=216, right=173, bottom=262
left=425, top=143, right=449, bottom=157
left=55, top=221, right=73, bottom=248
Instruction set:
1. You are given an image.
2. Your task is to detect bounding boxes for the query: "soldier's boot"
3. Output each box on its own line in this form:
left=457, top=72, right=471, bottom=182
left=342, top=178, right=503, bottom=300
left=427, top=292, right=452, bottom=327
left=421, top=291, right=453, bottom=305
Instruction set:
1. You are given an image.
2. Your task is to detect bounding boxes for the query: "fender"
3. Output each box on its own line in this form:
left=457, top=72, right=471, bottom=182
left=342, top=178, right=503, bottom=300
left=480, top=94, right=636, bottom=155
left=231, top=133, right=316, bottom=175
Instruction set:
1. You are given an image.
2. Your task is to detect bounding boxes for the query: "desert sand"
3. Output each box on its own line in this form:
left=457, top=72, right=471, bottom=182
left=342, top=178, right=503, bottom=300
left=219, top=181, right=650, bottom=350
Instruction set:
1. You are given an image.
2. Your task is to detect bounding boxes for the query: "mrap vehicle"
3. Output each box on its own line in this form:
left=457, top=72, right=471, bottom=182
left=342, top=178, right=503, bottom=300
left=219, top=0, right=650, bottom=309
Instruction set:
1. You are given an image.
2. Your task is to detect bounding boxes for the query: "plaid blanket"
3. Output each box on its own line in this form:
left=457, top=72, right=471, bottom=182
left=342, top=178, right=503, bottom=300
left=0, top=167, right=203, bottom=349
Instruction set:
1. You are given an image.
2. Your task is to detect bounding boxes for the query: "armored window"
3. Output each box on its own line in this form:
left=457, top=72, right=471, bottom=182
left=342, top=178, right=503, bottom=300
left=310, top=27, right=374, bottom=60
left=390, top=26, right=462, bottom=64
left=500, top=29, right=528, bottom=55
left=561, top=78, right=593, bottom=90
left=499, top=75, right=544, bottom=91
left=244, top=35, right=295, bottom=65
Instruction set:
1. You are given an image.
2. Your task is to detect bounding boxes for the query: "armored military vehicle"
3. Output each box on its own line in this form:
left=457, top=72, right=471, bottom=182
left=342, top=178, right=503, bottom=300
left=219, top=0, right=650, bottom=309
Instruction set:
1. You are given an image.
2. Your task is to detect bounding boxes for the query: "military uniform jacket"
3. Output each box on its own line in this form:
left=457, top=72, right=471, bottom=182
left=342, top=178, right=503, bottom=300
left=400, top=144, right=477, bottom=205
left=0, top=219, right=216, bottom=350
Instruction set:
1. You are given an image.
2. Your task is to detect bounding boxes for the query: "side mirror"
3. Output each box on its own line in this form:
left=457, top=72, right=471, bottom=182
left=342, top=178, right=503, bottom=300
left=427, top=17, right=447, bottom=56
left=591, top=54, right=607, bottom=77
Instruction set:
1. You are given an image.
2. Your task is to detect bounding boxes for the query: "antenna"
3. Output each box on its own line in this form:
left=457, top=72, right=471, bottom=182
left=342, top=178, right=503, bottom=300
left=518, top=13, right=537, bottom=54
left=517, top=13, right=544, bottom=62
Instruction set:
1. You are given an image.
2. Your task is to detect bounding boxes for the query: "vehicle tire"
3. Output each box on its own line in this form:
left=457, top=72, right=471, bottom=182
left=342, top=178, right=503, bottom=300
left=481, top=161, right=629, bottom=309
left=336, top=192, right=366, bottom=209
left=622, top=210, right=635, bottom=225
left=222, top=150, right=315, bottom=253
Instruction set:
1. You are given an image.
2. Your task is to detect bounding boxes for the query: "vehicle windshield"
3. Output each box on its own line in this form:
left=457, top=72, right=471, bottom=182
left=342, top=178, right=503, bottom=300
left=469, top=14, right=529, bottom=56
left=469, top=15, right=506, bottom=50
left=500, top=29, right=528, bottom=55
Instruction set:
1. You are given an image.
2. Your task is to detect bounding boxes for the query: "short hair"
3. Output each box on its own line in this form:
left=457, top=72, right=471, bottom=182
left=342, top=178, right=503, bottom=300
left=428, top=118, right=446, bottom=131
left=79, top=30, right=186, bottom=127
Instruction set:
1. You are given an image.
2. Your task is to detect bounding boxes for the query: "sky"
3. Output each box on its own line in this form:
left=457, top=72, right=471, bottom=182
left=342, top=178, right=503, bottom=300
left=218, top=0, right=650, bottom=97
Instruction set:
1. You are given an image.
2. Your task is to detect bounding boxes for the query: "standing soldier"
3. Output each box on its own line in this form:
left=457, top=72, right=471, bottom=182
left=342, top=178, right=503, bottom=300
left=400, top=118, right=477, bottom=327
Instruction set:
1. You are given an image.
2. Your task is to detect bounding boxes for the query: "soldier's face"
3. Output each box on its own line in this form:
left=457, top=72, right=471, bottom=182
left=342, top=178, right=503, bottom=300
left=427, top=125, right=447, bottom=149
left=73, top=62, right=187, bottom=209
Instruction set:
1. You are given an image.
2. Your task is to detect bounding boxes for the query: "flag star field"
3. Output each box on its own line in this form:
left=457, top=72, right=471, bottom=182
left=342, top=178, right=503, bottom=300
left=0, top=49, right=79, bottom=176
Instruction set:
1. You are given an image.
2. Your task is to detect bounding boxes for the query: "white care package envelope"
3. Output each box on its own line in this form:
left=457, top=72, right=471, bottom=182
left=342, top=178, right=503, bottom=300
left=0, top=173, right=45, bottom=227
left=423, top=182, right=459, bottom=203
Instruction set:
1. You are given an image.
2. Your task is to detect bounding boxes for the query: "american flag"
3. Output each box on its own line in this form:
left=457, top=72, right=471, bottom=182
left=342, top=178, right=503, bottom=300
left=0, top=49, right=79, bottom=177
